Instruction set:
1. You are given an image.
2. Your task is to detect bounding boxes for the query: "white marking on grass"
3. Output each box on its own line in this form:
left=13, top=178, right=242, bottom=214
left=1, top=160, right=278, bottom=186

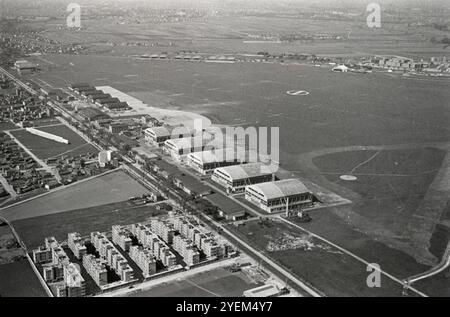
left=340, top=175, right=358, bottom=181
left=286, top=90, right=310, bottom=96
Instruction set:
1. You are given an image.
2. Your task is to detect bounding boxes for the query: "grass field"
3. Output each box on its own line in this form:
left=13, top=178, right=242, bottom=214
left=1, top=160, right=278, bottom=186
left=310, top=147, right=447, bottom=263
left=11, top=201, right=167, bottom=250
left=19, top=44, right=450, bottom=294
left=0, top=170, right=150, bottom=222
left=35, top=11, right=450, bottom=59
left=10, top=124, right=98, bottom=160
left=0, top=121, right=17, bottom=131
left=0, top=259, right=47, bottom=297
left=32, top=54, right=450, bottom=159
left=126, top=267, right=260, bottom=297
left=229, top=218, right=417, bottom=297
left=289, top=208, right=429, bottom=280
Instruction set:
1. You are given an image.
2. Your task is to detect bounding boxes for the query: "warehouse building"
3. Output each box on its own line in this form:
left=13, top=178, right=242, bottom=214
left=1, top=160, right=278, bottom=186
left=245, top=179, right=313, bottom=213
left=187, top=148, right=246, bottom=175
left=144, top=126, right=193, bottom=146
left=211, top=162, right=277, bottom=193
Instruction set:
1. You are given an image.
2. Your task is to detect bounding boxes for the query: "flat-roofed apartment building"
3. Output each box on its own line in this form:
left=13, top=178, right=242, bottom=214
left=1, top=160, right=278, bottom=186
left=32, top=237, right=86, bottom=297
left=144, top=125, right=193, bottom=146
left=212, top=162, right=277, bottom=194
left=67, top=232, right=87, bottom=259
left=164, top=134, right=222, bottom=162
left=187, top=148, right=246, bottom=175
left=245, top=179, right=313, bottom=213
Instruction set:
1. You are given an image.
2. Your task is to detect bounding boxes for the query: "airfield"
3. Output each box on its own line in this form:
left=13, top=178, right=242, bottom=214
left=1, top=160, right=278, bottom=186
left=2, top=51, right=446, bottom=295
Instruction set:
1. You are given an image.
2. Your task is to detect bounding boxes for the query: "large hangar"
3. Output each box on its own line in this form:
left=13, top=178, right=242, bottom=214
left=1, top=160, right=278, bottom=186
left=245, top=179, right=313, bottom=213
left=211, top=162, right=277, bottom=194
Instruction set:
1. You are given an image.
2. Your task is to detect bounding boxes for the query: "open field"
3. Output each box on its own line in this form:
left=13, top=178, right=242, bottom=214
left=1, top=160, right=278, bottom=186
left=289, top=207, right=429, bottom=280
left=125, top=267, right=261, bottom=297
left=30, top=54, right=450, bottom=159
left=229, top=218, right=419, bottom=297
left=0, top=223, right=25, bottom=265
left=35, top=12, right=450, bottom=59
left=11, top=201, right=167, bottom=250
left=0, top=259, right=47, bottom=297
left=309, top=147, right=448, bottom=264
left=0, top=170, right=150, bottom=222
left=10, top=123, right=98, bottom=160
left=0, top=121, right=17, bottom=131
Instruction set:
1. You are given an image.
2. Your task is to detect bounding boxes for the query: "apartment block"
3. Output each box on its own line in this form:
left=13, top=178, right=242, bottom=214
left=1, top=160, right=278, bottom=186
left=112, top=225, right=132, bottom=252
left=67, top=232, right=87, bottom=260
left=83, top=254, right=108, bottom=286
left=129, top=245, right=157, bottom=277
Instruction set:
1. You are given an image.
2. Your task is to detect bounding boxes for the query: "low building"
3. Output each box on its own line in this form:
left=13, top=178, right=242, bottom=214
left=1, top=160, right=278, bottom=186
left=212, top=162, right=277, bottom=194
left=108, top=122, right=129, bottom=134
left=245, top=179, right=313, bottom=213
left=77, top=108, right=110, bottom=122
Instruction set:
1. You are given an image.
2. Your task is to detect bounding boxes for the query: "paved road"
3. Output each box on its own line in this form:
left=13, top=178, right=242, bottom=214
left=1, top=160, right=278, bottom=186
left=406, top=242, right=450, bottom=284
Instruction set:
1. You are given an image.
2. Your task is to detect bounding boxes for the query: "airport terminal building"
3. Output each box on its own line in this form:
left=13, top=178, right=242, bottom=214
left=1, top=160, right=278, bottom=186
left=211, top=162, right=277, bottom=193
left=187, top=148, right=246, bottom=175
left=245, top=179, right=313, bottom=213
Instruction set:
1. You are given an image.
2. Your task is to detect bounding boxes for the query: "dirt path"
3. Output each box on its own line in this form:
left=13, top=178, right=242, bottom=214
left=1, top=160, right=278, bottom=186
left=296, top=141, right=450, bottom=265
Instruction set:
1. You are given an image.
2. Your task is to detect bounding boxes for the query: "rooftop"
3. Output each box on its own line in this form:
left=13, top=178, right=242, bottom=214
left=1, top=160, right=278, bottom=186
left=215, top=162, right=277, bottom=180
left=145, top=125, right=192, bottom=138
left=248, top=179, right=309, bottom=200
left=188, top=148, right=243, bottom=164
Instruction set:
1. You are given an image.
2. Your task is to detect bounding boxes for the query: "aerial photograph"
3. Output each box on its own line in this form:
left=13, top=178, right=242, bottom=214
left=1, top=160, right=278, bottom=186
left=0, top=0, right=449, bottom=304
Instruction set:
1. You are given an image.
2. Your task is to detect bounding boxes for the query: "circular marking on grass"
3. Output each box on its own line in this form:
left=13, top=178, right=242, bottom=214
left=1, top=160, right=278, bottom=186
left=286, top=90, right=310, bottom=96
left=340, top=175, right=357, bottom=181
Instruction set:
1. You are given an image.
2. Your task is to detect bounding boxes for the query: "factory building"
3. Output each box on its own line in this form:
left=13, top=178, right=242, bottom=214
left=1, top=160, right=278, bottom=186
left=67, top=232, right=87, bottom=259
left=187, top=148, right=246, bottom=175
left=211, top=162, right=277, bottom=193
left=245, top=179, right=313, bottom=213
left=144, top=126, right=193, bottom=146
left=163, top=134, right=221, bottom=162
